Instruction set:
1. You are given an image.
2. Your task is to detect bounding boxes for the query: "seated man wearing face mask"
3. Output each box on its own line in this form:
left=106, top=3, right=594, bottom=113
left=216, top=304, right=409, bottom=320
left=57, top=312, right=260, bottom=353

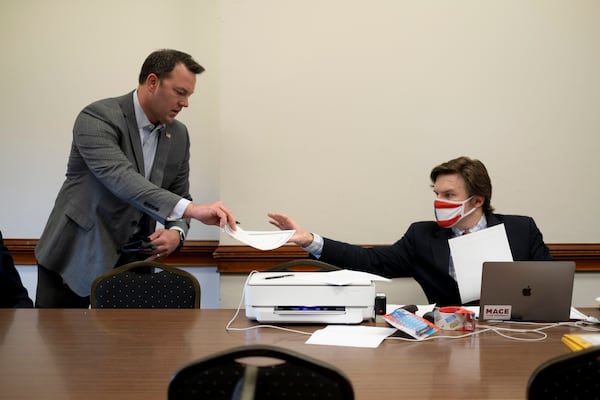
left=268, top=156, right=553, bottom=306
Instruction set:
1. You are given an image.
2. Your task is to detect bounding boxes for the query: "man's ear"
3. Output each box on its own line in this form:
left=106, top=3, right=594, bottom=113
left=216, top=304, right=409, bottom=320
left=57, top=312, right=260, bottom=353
left=472, top=195, right=485, bottom=208
left=146, top=73, right=159, bottom=93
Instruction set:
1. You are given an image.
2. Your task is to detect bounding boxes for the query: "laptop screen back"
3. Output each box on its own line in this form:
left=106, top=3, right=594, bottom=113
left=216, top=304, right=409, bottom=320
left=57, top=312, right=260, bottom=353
left=479, top=261, right=575, bottom=322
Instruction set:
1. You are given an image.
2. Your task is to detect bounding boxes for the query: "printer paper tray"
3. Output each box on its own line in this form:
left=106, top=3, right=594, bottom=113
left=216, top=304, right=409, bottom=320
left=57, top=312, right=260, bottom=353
left=274, top=306, right=346, bottom=315
left=247, top=306, right=372, bottom=324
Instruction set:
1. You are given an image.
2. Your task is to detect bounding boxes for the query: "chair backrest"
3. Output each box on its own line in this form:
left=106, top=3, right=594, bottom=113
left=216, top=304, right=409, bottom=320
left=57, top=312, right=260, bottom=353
left=91, top=261, right=200, bottom=308
left=267, top=259, right=340, bottom=272
left=168, top=344, right=354, bottom=400
left=527, top=345, right=600, bottom=399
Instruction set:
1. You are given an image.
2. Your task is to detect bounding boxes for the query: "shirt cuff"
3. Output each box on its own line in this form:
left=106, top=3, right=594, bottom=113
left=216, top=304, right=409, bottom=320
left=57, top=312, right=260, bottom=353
left=169, top=226, right=185, bottom=238
left=167, top=198, right=191, bottom=221
left=303, top=233, right=324, bottom=258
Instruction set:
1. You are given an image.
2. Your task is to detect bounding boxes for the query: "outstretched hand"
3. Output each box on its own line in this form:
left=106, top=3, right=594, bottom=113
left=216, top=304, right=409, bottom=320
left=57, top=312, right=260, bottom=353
left=267, top=212, right=314, bottom=247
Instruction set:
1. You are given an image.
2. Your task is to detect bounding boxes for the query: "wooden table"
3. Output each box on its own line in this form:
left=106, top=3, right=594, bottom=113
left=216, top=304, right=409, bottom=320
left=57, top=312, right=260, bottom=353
left=1, top=308, right=598, bottom=399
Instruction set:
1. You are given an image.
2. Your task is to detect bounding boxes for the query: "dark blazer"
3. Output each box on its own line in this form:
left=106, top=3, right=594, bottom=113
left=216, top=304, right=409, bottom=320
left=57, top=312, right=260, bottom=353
left=319, top=213, right=553, bottom=306
left=35, top=92, right=192, bottom=296
left=1, top=231, right=33, bottom=308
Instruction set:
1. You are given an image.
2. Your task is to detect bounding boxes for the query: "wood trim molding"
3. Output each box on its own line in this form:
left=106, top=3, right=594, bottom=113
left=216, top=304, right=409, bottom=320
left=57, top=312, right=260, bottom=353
left=5, top=239, right=600, bottom=273
left=545, top=243, right=600, bottom=272
left=4, top=239, right=219, bottom=267
left=212, top=243, right=600, bottom=273
left=212, top=245, right=309, bottom=272
left=5, top=239, right=40, bottom=266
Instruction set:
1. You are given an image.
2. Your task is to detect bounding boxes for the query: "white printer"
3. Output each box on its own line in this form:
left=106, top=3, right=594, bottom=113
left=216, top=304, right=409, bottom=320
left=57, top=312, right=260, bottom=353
left=244, top=270, right=380, bottom=324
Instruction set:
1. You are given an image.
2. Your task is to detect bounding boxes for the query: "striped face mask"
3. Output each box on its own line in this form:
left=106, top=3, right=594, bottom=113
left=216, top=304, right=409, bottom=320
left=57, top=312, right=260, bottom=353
left=434, top=196, right=476, bottom=228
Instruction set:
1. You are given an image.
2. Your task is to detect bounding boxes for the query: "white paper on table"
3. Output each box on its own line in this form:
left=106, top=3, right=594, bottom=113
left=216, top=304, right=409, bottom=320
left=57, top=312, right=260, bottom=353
left=448, top=224, right=513, bottom=304
left=223, top=225, right=295, bottom=251
left=297, top=269, right=391, bottom=285
left=305, top=325, right=397, bottom=348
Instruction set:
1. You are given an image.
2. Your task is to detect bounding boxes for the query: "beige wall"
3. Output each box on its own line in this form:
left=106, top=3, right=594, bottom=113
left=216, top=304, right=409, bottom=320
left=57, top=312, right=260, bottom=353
left=0, top=0, right=222, bottom=239
left=217, top=0, right=600, bottom=244
left=2, top=1, right=600, bottom=306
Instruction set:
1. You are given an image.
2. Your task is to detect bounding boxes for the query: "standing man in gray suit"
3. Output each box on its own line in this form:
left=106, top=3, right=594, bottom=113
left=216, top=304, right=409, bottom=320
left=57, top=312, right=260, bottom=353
left=35, top=49, right=237, bottom=308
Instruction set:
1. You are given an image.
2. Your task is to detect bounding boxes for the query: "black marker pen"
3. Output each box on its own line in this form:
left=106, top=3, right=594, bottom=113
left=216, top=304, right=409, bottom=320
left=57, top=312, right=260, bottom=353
left=264, top=274, right=294, bottom=280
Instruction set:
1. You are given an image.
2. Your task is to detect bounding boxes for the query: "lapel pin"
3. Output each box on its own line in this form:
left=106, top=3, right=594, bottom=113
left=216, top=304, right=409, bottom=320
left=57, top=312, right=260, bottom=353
left=165, top=131, right=171, bottom=139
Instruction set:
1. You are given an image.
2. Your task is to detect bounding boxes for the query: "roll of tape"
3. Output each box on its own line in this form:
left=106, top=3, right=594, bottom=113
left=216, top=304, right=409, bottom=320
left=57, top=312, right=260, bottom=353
left=433, top=306, right=476, bottom=331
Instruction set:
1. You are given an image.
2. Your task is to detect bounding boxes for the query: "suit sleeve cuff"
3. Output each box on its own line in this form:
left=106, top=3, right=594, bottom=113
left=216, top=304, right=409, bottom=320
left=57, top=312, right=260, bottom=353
left=167, top=198, right=191, bottom=221
left=303, top=233, right=324, bottom=259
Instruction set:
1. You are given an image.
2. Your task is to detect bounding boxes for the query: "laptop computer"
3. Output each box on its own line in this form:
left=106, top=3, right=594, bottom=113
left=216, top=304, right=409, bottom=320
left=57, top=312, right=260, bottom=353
left=479, top=261, right=575, bottom=322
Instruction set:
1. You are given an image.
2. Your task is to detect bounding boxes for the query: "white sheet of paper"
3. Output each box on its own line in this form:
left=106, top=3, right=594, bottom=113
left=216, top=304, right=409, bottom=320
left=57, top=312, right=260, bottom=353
left=297, top=269, right=391, bottom=285
left=305, top=325, right=397, bottom=348
left=448, top=224, right=513, bottom=303
left=223, top=225, right=295, bottom=251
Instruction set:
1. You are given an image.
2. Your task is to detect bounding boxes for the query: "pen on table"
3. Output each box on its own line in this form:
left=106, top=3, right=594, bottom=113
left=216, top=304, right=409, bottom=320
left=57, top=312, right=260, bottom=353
left=265, top=274, right=294, bottom=280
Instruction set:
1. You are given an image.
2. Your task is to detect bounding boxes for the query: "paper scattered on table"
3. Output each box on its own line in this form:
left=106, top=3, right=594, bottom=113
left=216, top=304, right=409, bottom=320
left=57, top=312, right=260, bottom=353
left=223, top=224, right=295, bottom=251
left=570, top=308, right=588, bottom=320
left=570, top=307, right=600, bottom=323
left=297, top=269, right=391, bottom=285
left=449, top=224, right=513, bottom=303
left=306, top=325, right=397, bottom=348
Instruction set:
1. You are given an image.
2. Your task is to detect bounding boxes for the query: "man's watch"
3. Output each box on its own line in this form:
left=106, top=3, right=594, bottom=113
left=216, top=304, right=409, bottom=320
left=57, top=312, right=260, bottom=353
left=176, top=230, right=185, bottom=250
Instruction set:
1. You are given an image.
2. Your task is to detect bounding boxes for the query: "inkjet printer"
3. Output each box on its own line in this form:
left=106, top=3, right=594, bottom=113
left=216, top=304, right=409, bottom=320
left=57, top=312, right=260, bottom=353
left=245, top=270, right=388, bottom=324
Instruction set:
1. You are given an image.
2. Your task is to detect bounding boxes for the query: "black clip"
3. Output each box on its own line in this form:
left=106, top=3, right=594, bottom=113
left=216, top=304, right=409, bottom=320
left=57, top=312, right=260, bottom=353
left=120, top=238, right=155, bottom=254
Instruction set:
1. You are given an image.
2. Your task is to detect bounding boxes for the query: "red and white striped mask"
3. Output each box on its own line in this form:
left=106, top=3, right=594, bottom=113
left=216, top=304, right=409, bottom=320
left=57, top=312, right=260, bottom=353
left=434, top=196, right=476, bottom=228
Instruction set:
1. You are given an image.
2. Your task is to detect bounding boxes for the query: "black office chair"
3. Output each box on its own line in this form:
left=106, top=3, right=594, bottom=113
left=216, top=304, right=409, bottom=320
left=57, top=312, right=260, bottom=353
left=168, top=344, right=354, bottom=400
left=267, top=259, right=340, bottom=272
left=527, top=345, right=600, bottom=400
left=90, top=261, right=200, bottom=308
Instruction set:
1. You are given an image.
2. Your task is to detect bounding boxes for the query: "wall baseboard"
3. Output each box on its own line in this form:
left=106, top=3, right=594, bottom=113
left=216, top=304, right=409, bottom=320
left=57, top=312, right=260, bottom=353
left=6, top=239, right=600, bottom=272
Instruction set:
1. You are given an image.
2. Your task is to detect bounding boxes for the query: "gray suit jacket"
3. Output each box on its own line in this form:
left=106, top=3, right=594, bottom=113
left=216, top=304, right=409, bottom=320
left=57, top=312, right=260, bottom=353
left=35, top=91, right=192, bottom=296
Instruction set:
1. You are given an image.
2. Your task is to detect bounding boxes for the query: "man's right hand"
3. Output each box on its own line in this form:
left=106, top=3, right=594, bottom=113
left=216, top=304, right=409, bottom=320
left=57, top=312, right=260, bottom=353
left=184, top=201, right=237, bottom=231
left=267, top=212, right=314, bottom=247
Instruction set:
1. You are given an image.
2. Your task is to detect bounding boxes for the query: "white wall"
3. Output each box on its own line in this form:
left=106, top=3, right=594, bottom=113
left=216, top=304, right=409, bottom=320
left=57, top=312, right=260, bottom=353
left=2, top=1, right=600, bottom=241
left=0, top=0, right=222, bottom=239
left=217, top=0, right=600, bottom=244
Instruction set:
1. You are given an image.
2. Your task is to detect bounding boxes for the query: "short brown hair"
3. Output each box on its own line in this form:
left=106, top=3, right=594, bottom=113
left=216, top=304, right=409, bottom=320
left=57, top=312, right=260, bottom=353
left=138, top=49, right=204, bottom=84
left=430, top=156, right=494, bottom=213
